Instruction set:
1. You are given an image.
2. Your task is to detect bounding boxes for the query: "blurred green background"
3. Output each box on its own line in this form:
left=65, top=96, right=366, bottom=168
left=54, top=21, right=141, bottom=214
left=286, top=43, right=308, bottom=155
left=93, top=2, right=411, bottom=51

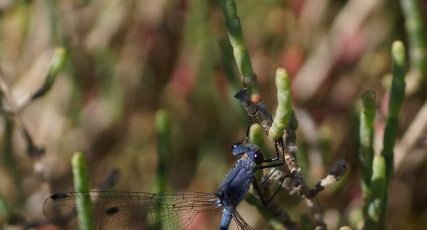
left=0, top=0, right=426, bottom=229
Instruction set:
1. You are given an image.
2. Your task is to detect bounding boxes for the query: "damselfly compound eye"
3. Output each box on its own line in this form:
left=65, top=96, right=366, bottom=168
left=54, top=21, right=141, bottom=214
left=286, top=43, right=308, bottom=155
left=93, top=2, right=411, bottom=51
left=253, top=150, right=264, bottom=164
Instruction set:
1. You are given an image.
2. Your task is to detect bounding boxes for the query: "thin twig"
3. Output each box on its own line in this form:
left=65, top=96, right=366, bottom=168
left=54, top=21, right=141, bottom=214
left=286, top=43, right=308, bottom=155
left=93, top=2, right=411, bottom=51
left=267, top=159, right=347, bottom=229
left=395, top=100, right=427, bottom=171
left=0, top=67, right=45, bottom=158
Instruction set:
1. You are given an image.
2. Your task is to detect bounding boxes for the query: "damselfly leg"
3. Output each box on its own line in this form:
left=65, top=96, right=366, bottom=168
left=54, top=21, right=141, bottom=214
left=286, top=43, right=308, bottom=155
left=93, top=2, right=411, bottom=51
left=233, top=133, right=287, bottom=206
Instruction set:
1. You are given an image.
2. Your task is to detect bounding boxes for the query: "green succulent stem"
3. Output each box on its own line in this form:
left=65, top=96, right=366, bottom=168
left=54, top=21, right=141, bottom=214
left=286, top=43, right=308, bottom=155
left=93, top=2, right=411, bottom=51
left=268, top=68, right=292, bottom=141
left=375, top=40, right=406, bottom=229
left=399, top=0, right=427, bottom=84
left=153, top=110, right=172, bottom=229
left=248, top=123, right=264, bottom=148
left=382, top=41, right=406, bottom=183
left=71, top=152, right=94, bottom=230
left=154, top=109, right=171, bottom=193
left=31, top=47, right=67, bottom=100
left=44, top=0, right=61, bottom=44
left=219, top=0, right=258, bottom=98
left=364, top=155, right=386, bottom=229
left=0, top=195, right=8, bottom=223
left=359, top=91, right=376, bottom=197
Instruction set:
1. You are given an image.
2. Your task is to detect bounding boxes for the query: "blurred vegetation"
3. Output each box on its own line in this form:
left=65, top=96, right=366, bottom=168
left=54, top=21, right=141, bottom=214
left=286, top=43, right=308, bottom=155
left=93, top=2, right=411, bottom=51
left=0, top=0, right=426, bottom=229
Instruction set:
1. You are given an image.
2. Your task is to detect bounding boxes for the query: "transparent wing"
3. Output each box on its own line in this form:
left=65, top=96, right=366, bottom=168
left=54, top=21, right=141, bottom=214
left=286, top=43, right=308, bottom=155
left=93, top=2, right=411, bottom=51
left=232, top=210, right=254, bottom=230
left=43, top=191, right=220, bottom=230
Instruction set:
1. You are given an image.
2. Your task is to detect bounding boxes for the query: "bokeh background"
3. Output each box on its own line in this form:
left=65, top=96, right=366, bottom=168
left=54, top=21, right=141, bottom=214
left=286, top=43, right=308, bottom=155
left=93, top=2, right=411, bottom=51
left=0, top=0, right=426, bottom=229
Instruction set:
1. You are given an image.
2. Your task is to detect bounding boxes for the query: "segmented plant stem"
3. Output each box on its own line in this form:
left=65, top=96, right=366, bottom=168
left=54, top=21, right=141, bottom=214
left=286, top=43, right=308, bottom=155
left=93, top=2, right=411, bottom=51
left=399, top=0, right=427, bottom=84
left=71, top=152, right=94, bottom=230
left=377, top=40, right=406, bottom=229
left=382, top=41, right=406, bottom=183
left=249, top=123, right=264, bottom=149
left=268, top=68, right=292, bottom=141
left=154, top=109, right=171, bottom=193
left=219, top=0, right=259, bottom=98
left=364, top=155, right=386, bottom=229
left=31, top=47, right=67, bottom=100
left=359, top=91, right=376, bottom=199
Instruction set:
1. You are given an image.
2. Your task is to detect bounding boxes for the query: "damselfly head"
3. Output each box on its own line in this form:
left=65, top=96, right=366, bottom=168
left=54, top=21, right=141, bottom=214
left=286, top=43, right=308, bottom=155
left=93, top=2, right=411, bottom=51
left=244, top=144, right=264, bottom=164
left=232, top=143, right=264, bottom=164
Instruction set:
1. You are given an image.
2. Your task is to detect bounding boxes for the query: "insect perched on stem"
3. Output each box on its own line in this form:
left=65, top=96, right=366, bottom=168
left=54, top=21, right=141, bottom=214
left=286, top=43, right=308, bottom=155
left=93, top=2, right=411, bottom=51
left=44, top=140, right=286, bottom=230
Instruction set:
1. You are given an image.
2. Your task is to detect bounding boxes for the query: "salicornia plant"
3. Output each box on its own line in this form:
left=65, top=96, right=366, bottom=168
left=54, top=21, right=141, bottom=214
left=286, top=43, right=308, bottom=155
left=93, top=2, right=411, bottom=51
left=360, top=41, right=407, bottom=229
